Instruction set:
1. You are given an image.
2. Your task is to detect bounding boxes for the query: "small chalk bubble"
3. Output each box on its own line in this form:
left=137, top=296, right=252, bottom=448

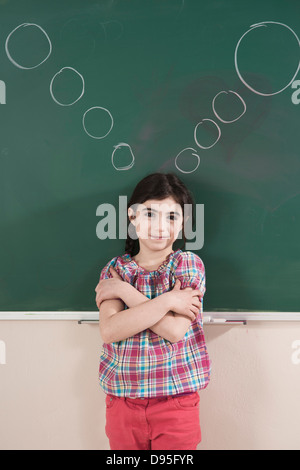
left=112, top=143, right=135, bottom=171
left=175, top=147, right=200, bottom=174
left=50, top=66, right=85, bottom=106
left=82, top=106, right=114, bottom=139
left=212, top=90, right=247, bottom=124
left=194, top=119, right=221, bottom=150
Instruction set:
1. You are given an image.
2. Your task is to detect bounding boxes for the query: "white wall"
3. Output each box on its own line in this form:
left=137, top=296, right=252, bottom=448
left=0, top=320, right=299, bottom=450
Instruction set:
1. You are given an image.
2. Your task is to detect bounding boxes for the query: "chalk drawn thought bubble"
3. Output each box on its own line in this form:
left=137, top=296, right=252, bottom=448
left=5, top=20, right=300, bottom=174
left=234, top=21, right=300, bottom=96
left=5, top=23, right=52, bottom=69
left=50, top=67, right=85, bottom=106
left=82, top=106, right=114, bottom=139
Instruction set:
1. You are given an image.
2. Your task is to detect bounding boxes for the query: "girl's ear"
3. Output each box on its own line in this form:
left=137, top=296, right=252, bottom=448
left=128, top=208, right=136, bottom=225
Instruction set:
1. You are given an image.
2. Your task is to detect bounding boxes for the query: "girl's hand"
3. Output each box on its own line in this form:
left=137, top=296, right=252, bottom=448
left=169, top=279, right=202, bottom=321
left=95, top=267, right=124, bottom=309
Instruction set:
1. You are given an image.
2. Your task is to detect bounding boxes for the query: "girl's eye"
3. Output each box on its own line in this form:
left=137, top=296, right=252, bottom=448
left=145, top=212, right=178, bottom=221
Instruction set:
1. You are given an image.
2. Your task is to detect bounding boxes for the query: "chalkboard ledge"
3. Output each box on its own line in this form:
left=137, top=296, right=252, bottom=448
left=0, top=312, right=300, bottom=322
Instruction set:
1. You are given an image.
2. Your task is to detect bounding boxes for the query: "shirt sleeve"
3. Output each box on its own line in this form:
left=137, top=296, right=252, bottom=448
left=174, top=251, right=206, bottom=299
left=99, top=256, right=119, bottom=281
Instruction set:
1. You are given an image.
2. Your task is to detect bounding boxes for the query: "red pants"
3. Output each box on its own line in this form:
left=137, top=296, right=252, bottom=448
left=105, top=392, right=201, bottom=450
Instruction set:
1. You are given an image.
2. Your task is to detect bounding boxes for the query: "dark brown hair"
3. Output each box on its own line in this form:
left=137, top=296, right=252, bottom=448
left=125, top=172, right=195, bottom=256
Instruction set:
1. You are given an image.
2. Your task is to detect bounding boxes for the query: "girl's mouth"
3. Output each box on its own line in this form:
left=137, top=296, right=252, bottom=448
left=150, top=236, right=168, bottom=239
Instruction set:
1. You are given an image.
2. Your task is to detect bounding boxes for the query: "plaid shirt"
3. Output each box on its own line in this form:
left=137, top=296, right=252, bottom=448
left=98, top=249, right=211, bottom=398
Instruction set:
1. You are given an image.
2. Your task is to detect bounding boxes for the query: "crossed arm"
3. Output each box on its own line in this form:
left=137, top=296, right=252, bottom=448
left=95, top=269, right=202, bottom=344
left=115, top=282, right=193, bottom=343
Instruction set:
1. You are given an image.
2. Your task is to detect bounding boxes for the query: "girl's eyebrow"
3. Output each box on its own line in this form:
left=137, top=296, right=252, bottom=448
left=142, top=207, right=181, bottom=216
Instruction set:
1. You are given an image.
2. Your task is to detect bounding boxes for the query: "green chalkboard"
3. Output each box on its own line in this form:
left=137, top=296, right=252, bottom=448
left=0, top=0, right=299, bottom=312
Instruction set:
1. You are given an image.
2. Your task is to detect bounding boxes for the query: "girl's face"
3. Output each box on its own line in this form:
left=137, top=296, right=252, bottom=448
left=128, top=197, right=185, bottom=251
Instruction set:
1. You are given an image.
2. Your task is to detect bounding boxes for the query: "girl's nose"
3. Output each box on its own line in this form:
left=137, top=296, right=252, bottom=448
left=157, top=215, right=170, bottom=234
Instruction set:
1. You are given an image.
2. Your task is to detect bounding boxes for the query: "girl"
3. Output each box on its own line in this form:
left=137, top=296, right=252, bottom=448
left=94, top=172, right=211, bottom=451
